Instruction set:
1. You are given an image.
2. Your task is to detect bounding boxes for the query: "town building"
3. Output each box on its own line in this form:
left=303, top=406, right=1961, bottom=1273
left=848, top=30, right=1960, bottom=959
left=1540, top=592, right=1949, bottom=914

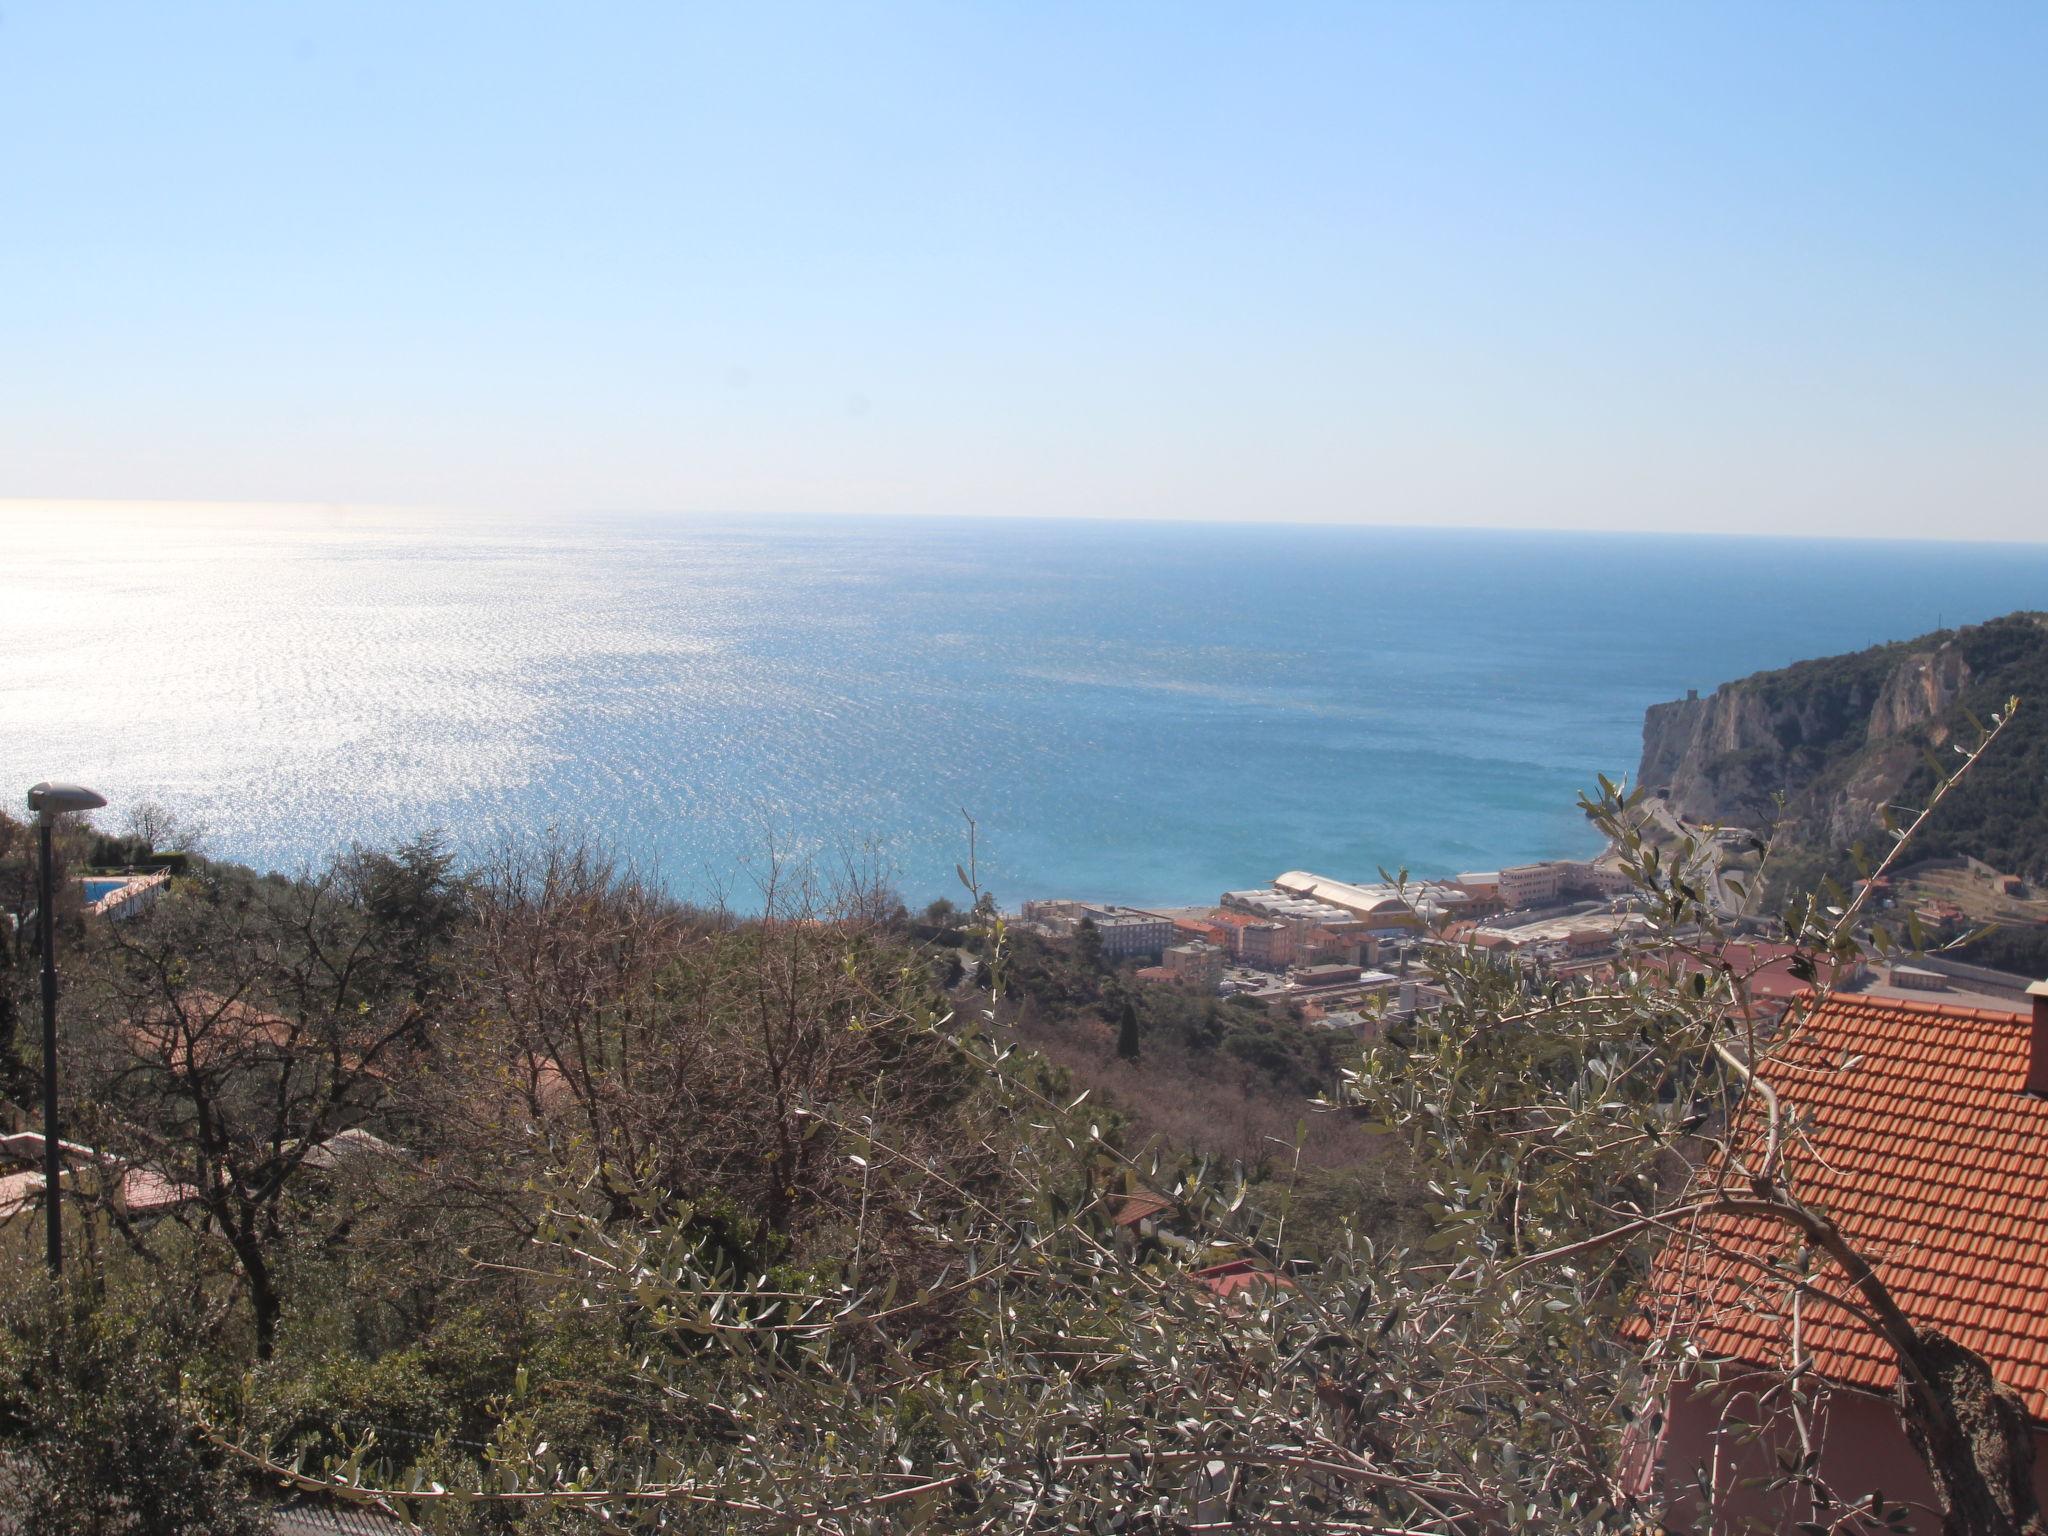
left=1495, top=859, right=1633, bottom=909
left=1291, top=962, right=1363, bottom=991
left=1628, top=984, right=2048, bottom=1528
left=1454, top=871, right=1502, bottom=906
left=1078, top=906, right=1174, bottom=960
left=1020, top=900, right=1175, bottom=959
left=1496, top=862, right=1566, bottom=907
left=1268, top=872, right=1423, bottom=932
left=1162, top=941, right=1224, bottom=987
left=1297, top=930, right=1362, bottom=967
left=1887, top=962, right=1949, bottom=992
left=1019, top=898, right=1084, bottom=933
left=1222, top=887, right=1359, bottom=928
left=1172, top=915, right=1234, bottom=949
left=1238, top=920, right=1294, bottom=970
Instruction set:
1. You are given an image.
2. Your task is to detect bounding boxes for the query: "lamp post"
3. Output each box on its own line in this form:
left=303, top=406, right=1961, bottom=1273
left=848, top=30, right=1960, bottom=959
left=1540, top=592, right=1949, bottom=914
left=26, top=781, right=106, bottom=1275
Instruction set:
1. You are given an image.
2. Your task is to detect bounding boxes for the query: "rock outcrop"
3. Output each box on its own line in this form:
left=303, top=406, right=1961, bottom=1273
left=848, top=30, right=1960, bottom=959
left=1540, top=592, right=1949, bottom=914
left=1869, top=644, right=1971, bottom=740
left=1637, top=613, right=2048, bottom=875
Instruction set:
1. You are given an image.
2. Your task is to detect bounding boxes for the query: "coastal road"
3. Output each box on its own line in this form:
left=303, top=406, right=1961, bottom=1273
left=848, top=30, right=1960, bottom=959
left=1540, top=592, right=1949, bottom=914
left=1635, top=796, right=1753, bottom=919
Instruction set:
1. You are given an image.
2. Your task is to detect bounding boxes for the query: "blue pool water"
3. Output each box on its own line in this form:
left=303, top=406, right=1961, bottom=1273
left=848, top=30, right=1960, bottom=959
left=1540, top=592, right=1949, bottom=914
left=6, top=506, right=2046, bottom=909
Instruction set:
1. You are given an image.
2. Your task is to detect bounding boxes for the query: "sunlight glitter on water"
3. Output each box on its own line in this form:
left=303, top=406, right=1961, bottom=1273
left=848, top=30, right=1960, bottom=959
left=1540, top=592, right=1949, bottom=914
left=8, top=503, right=2047, bottom=908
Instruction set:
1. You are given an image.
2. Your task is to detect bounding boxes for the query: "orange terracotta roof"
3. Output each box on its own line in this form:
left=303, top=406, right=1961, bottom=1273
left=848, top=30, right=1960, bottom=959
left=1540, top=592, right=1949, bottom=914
left=125, top=990, right=394, bottom=1078
left=1190, top=1258, right=1295, bottom=1299
left=0, top=1137, right=198, bottom=1222
left=1642, top=941, right=1857, bottom=1004
left=126, top=991, right=302, bottom=1071
left=1633, top=993, right=2048, bottom=1419
left=1110, top=1191, right=1175, bottom=1228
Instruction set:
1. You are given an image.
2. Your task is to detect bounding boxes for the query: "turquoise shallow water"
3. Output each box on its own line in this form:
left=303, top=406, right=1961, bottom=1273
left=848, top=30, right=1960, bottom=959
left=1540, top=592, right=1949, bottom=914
left=6, top=507, right=2046, bottom=909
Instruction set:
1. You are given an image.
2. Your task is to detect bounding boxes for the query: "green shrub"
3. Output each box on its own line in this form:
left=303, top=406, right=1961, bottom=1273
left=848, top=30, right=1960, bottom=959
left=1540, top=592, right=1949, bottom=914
left=0, top=1280, right=268, bottom=1536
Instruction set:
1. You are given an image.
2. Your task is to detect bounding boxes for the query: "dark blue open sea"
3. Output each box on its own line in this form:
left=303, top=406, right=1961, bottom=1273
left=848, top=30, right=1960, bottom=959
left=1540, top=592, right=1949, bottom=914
left=6, top=506, right=2046, bottom=909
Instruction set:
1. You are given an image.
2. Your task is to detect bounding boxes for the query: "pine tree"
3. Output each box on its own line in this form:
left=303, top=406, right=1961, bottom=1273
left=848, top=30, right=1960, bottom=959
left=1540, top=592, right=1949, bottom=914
left=1075, top=916, right=1104, bottom=972
left=1116, top=999, right=1141, bottom=1061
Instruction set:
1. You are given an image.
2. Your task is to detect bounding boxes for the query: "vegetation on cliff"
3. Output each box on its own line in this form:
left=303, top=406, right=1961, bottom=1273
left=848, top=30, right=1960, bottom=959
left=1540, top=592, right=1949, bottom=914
left=1641, top=611, right=2048, bottom=962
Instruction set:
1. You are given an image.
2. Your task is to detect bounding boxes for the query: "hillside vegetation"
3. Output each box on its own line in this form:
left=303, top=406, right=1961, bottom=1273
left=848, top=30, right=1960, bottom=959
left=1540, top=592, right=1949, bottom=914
left=1639, top=611, right=2048, bottom=958
left=3, top=768, right=2042, bottom=1533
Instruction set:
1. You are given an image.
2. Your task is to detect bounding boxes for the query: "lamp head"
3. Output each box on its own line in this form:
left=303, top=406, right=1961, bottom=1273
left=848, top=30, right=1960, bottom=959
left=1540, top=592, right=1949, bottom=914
left=27, top=782, right=107, bottom=819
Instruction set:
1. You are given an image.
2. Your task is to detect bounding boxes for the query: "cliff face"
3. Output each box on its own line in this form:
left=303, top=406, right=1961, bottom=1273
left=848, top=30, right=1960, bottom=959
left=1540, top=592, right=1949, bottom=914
left=1638, top=613, right=2048, bottom=873
left=1868, top=645, right=1972, bottom=739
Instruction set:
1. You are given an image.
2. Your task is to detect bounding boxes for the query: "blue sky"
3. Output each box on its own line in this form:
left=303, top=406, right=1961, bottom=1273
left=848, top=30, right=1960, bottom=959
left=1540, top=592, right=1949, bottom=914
left=2, top=3, right=2043, bottom=537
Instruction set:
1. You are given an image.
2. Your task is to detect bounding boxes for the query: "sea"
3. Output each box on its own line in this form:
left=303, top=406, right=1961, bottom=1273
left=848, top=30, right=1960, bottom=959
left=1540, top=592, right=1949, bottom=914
left=6, top=505, right=2046, bottom=911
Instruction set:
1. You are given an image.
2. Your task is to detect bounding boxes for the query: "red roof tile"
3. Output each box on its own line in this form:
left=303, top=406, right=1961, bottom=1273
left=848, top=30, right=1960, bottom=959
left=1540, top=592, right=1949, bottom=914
left=1633, top=993, right=2048, bottom=1419
left=1641, top=941, right=1861, bottom=1004
left=1110, top=1191, right=1175, bottom=1228
left=1190, top=1258, right=1294, bottom=1299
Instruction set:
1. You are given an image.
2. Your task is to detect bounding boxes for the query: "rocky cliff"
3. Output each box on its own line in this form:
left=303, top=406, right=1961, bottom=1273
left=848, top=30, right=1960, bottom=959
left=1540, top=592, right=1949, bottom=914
left=1638, top=612, right=2048, bottom=875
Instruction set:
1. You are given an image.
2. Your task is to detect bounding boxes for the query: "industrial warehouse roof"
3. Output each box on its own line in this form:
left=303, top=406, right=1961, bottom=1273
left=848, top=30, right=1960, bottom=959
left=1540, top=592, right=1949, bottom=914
left=1270, top=872, right=1415, bottom=916
left=1632, top=992, right=2048, bottom=1419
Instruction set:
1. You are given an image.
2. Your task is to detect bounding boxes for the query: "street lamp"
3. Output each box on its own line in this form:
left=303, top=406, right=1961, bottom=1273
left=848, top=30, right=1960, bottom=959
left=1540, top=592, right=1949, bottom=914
left=26, top=781, right=106, bottom=1275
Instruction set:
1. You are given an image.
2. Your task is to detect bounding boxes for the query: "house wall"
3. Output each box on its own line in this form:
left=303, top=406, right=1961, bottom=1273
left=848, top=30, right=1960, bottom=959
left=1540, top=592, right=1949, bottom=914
left=1657, top=1370, right=2048, bottom=1532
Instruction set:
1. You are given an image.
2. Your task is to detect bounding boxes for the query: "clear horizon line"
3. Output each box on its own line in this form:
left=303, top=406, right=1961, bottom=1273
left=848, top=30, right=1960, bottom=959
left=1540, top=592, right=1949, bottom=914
left=5, top=496, right=2046, bottom=549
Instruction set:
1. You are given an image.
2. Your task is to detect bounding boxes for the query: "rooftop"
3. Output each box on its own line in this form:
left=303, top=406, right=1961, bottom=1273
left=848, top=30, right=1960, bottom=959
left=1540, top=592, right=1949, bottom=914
left=1632, top=991, right=2048, bottom=1419
left=1189, top=1258, right=1294, bottom=1300
left=1271, top=872, right=1416, bottom=916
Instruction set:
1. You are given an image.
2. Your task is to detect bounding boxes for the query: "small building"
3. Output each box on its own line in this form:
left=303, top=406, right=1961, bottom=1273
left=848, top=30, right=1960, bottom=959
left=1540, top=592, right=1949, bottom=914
left=1019, top=898, right=1084, bottom=935
left=1628, top=986, right=2048, bottom=1528
left=1310, top=1008, right=1370, bottom=1035
left=1887, top=962, right=1949, bottom=991
left=1238, top=921, right=1294, bottom=970
left=1172, top=916, right=1234, bottom=949
left=1189, top=1257, right=1293, bottom=1301
left=1163, top=941, right=1224, bottom=987
left=1496, top=862, right=1565, bottom=907
left=1914, top=898, right=1967, bottom=929
left=1291, top=963, right=1363, bottom=991
left=1297, top=930, right=1361, bottom=967
left=0, top=1130, right=196, bottom=1227
left=1455, top=871, right=1503, bottom=905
